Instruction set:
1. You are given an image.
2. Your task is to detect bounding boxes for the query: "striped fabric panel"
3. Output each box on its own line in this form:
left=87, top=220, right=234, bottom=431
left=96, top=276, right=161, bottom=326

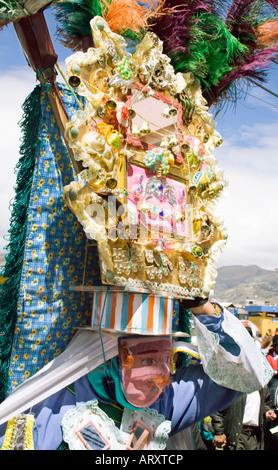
left=91, top=292, right=173, bottom=335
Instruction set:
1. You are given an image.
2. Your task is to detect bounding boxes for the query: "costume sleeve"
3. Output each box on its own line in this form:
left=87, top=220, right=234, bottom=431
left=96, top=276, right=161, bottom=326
left=156, top=363, right=241, bottom=435
left=193, top=305, right=274, bottom=393
left=266, top=353, right=277, bottom=370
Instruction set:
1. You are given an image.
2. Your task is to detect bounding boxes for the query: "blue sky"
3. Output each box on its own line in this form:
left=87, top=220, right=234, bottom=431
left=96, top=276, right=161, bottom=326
left=0, top=8, right=278, bottom=271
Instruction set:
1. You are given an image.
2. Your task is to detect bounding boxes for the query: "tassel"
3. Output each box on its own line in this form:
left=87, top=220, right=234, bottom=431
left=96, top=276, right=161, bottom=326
left=101, top=376, right=117, bottom=401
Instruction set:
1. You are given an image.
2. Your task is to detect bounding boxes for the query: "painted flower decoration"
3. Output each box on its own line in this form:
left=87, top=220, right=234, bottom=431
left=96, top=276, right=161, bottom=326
left=144, top=149, right=174, bottom=174
left=116, top=102, right=129, bottom=127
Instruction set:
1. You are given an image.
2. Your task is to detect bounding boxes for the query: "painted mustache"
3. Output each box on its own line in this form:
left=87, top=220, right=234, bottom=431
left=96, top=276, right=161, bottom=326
left=147, top=374, right=173, bottom=393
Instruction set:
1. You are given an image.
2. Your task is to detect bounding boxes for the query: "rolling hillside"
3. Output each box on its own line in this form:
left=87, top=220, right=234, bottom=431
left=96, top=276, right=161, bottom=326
left=213, top=265, right=278, bottom=305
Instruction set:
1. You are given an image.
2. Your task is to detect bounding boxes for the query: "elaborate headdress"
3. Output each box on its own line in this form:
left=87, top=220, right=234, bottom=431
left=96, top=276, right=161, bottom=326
left=60, top=15, right=227, bottom=336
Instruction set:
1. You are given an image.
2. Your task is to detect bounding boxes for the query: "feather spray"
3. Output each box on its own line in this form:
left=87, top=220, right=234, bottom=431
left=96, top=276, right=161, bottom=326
left=54, top=0, right=163, bottom=50
left=53, top=0, right=278, bottom=108
left=149, top=0, right=278, bottom=107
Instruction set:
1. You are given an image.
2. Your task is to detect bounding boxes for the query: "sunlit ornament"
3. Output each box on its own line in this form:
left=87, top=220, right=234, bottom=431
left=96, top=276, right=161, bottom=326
left=140, top=122, right=151, bottom=134
left=168, top=106, right=178, bottom=117
left=105, top=178, right=118, bottom=190
left=169, top=135, right=179, bottom=147
left=131, top=124, right=141, bottom=138
left=215, top=131, right=223, bottom=147
left=96, top=18, right=105, bottom=30
left=192, top=245, right=203, bottom=258
left=97, top=53, right=107, bottom=67
left=180, top=143, right=190, bottom=154
left=128, top=108, right=136, bottom=119
left=68, top=188, right=78, bottom=201
left=68, top=75, right=81, bottom=88
left=155, top=239, right=164, bottom=252
left=96, top=105, right=107, bottom=118
left=69, top=126, right=79, bottom=139
left=72, top=64, right=80, bottom=75
left=202, top=286, right=210, bottom=297
left=162, top=107, right=170, bottom=118
left=138, top=65, right=150, bottom=84
left=105, top=99, right=117, bottom=111
left=160, top=137, right=169, bottom=149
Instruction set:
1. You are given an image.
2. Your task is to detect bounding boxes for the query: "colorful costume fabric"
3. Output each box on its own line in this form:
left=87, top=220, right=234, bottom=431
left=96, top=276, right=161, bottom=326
left=0, top=306, right=273, bottom=450
left=3, top=85, right=100, bottom=394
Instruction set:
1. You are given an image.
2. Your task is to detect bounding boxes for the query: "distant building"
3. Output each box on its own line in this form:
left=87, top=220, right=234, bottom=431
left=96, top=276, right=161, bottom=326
left=220, top=302, right=238, bottom=315
left=245, top=305, right=278, bottom=337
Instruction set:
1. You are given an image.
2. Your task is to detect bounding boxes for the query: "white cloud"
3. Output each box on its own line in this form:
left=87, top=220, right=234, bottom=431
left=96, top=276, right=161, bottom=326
left=214, top=121, right=278, bottom=270
left=0, top=67, right=36, bottom=251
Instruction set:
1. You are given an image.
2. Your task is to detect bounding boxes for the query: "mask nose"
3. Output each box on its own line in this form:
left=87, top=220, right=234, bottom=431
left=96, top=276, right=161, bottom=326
left=158, top=356, right=171, bottom=376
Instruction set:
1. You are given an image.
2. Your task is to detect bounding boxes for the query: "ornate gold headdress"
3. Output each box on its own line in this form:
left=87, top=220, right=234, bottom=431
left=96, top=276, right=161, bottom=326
left=62, top=17, right=227, bottom=333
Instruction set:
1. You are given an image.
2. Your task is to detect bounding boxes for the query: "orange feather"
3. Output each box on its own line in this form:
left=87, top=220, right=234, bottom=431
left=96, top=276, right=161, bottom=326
left=256, top=20, right=278, bottom=48
left=100, top=0, right=164, bottom=34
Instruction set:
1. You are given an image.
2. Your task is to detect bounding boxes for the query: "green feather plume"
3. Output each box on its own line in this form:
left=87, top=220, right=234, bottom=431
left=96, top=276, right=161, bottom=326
left=169, top=12, right=250, bottom=89
left=54, top=0, right=103, bottom=50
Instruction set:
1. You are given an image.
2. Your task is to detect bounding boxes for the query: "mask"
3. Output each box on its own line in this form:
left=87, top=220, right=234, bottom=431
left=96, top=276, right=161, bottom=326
left=118, top=336, right=172, bottom=408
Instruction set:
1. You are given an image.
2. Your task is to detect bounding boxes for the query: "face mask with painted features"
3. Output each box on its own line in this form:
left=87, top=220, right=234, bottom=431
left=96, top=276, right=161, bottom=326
left=118, top=336, right=173, bottom=408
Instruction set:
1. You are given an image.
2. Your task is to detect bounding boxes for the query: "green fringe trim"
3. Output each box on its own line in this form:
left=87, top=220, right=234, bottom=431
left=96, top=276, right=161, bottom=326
left=0, top=84, right=42, bottom=402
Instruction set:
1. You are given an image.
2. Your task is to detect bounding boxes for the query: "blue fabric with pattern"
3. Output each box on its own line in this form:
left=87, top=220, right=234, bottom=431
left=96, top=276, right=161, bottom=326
left=8, top=84, right=101, bottom=392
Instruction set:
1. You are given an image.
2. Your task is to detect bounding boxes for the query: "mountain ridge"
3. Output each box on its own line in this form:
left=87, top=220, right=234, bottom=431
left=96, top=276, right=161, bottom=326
left=213, top=265, right=278, bottom=305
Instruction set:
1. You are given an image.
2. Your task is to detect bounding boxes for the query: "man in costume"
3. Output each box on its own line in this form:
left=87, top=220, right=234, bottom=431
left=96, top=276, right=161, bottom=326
left=0, top=297, right=273, bottom=450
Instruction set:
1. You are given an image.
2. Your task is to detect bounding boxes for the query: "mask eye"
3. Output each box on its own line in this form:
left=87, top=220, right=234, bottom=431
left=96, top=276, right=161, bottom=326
left=141, top=358, right=157, bottom=366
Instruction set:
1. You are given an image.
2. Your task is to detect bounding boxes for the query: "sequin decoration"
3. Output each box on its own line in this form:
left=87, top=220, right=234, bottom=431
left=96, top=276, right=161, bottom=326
left=1, top=414, right=34, bottom=450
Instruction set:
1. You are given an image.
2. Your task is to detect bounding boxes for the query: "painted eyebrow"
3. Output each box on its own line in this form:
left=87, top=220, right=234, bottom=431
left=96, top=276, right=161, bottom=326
left=135, top=349, right=172, bottom=355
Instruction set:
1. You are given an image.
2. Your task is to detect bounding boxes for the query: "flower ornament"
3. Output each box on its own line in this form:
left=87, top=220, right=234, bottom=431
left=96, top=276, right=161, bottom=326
left=144, top=149, right=159, bottom=171
left=144, top=148, right=174, bottom=175
left=161, top=156, right=170, bottom=174
left=184, top=135, right=206, bottom=159
left=116, top=102, right=130, bottom=127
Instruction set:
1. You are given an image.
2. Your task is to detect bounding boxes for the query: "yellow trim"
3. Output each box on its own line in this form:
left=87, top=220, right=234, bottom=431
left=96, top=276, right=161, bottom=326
left=1, top=418, right=15, bottom=450
left=1, top=414, right=35, bottom=450
left=170, top=346, right=200, bottom=374
left=26, top=415, right=35, bottom=450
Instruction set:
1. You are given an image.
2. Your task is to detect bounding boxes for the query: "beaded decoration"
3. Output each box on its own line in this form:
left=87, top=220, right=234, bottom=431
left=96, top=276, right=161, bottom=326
left=1, top=414, right=34, bottom=450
